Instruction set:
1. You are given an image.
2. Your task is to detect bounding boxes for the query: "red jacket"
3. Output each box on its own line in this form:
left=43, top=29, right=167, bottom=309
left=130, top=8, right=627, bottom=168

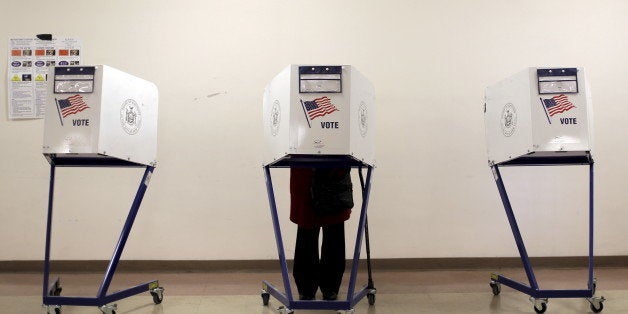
left=290, top=168, right=352, bottom=228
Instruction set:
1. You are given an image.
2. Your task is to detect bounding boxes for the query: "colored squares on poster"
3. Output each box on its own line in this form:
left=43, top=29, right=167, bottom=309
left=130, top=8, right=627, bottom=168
left=11, top=50, right=21, bottom=56
left=35, top=50, right=45, bottom=56
left=59, top=49, right=69, bottom=56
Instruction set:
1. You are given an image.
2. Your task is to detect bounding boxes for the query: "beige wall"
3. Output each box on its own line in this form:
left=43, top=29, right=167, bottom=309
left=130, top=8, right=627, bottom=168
left=1, top=0, right=628, bottom=260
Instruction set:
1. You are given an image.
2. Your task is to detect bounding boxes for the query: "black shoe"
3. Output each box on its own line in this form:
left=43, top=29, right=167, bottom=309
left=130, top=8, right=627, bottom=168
left=299, top=294, right=315, bottom=300
left=322, top=292, right=338, bottom=301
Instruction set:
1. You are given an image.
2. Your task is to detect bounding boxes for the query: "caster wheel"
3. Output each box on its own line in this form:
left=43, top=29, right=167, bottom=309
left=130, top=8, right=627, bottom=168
left=367, top=293, right=375, bottom=305
left=277, top=305, right=294, bottom=314
left=533, top=302, right=547, bottom=313
left=261, top=292, right=270, bottom=306
left=589, top=298, right=604, bottom=313
left=590, top=301, right=603, bottom=313
left=98, top=304, right=117, bottom=314
left=150, top=287, right=164, bottom=304
left=151, top=292, right=163, bottom=304
left=490, top=282, right=501, bottom=296
left=45, top=305, right=61, bottom=314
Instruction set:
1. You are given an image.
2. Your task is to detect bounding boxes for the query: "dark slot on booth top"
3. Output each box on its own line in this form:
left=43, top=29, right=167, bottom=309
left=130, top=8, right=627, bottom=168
left=537, top=68, right=578, bottom=95
left=299, top=66, right=342, bottom=93
left=54, top=66, right=96, bottom=94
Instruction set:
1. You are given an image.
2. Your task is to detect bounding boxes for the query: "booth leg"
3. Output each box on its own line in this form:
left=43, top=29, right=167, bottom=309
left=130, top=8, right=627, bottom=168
left=586, top=163, right=605, bottom=312
left=490, top=165, right=539, bottom=289
left=588, top=163, right=595, bottom=290
left=43, top=164, right=57, bottom=305
left=359, top=166, right=376, bottom=305
left=263, top=166, right=294, bottom=302
left=97, top=166, right=157, bottom=298
left=346, top=166, right=373, bottom=302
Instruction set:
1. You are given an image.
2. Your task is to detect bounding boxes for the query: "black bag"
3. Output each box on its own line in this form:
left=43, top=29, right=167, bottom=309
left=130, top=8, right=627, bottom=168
left=311, top=168, right=354, bottom=216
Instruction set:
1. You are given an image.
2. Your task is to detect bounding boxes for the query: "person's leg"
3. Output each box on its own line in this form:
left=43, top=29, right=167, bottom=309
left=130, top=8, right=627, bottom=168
left=319, top=222, right=345, bottom=300
left=293, top=226, right=320, bottom=299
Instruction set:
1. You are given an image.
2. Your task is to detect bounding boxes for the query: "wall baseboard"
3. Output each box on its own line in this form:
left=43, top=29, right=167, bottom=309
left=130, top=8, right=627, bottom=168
left=1, top=256, right=627, bottom=273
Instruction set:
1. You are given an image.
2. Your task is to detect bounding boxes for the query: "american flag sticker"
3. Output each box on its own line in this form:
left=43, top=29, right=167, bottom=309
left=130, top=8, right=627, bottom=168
left=300, top=96, right=339, bottom=127
left=540, top=94, right=575, bottom=124
left=55, top=95, right=89, bottom=126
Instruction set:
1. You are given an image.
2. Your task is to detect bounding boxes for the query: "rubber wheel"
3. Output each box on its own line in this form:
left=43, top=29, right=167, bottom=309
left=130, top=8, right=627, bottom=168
left=261, top=292, right=270, bottom=306
left=490, top=283, right=500, bottom=296
left=151, top=291, right=163, bottom=304
left=534, top=302, right=547, bottom=313
left=367, top=293, right=375, bottom=305
left=54, top=308, right=61, bottom=314
left=590, top=302, right=603, bottom=313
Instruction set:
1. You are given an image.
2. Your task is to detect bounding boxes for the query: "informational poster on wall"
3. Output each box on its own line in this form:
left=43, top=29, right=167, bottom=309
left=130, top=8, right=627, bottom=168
left=7, top=37, right=82, bottom=119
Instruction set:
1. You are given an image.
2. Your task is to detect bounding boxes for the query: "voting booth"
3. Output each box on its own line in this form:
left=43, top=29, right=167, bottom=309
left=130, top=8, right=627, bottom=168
left=261, top=65, right=376, bottom=313
left=43, top=65, right=158, bottom=166
left=485, top=67, right=592, bottom=165
left=484, top=67, right=604, bottom=313
left=263, top=65, right=375, bottom=166
left=42, top=65, right=163, bottom=314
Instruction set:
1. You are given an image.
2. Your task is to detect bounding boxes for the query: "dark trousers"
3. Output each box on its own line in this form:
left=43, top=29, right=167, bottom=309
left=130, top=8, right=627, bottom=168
left=293, top=222, right=346, bottom=298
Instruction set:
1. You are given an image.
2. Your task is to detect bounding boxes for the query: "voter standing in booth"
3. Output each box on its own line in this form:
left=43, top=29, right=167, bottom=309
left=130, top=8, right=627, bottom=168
left=290, top=167, right=353, bottom=301
left=261, top=64, right=376, bottom=313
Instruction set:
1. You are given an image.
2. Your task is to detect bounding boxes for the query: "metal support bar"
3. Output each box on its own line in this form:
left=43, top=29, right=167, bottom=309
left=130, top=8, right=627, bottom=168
left=44, top=280, right=158, bottom=306
left=588, top=163, right=595, bottom=290
left=492, top=165, right=539, bottom=290
left=350, top=286, right=371, bottom=307
left=262, top=280, right=368, bottom=311
left=263, top=280, right=290, bottom=306
left=359, top=166, right=375, bottom=290
left=494, top=274, right=592, bottom=298
left=97, top=166, right=154, bottom=297
left=346, top=166, right=373, bottom=300
left=42, top=163, right=56, bottom=300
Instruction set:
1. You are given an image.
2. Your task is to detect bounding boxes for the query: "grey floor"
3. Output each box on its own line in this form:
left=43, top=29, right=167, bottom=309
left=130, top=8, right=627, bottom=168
left=1, top=267, right=626, bottom=313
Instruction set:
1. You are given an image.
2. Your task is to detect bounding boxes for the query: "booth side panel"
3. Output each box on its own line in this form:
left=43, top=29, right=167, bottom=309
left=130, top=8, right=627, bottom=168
left=263, top=66, right=291, bottom=165
left=289, top=65, right=350, bottom=155
left=530, top=67, right=591, bottom=153
left=583, top=73, right=594, bottom=152
left=98, top=66, right=158, bottom=166
left=43, top=66, right=102, bottom=155
left=484, top=69, right=533, bottom=165
left=349, top=67, right=375, bottom=165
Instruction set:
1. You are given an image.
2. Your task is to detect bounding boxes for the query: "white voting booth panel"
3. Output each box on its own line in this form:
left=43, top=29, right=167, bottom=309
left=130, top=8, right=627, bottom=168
left=43, top=65, right=158, bottom=166
left=484, top=67, right=592, bottom=165
left=263, top=65, right=375, bottom=166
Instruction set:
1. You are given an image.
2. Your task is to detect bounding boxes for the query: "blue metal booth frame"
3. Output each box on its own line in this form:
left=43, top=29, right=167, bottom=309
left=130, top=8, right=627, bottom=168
left=261, top=155, right=376, bottom=313
left=488, top=153, right=605, bottom=313
left=42, top=156, right=164, bottom=314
